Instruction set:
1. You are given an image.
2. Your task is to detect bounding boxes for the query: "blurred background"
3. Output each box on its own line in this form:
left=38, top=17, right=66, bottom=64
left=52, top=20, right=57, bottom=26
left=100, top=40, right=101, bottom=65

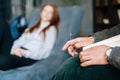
left=1, top=0, right=120, bottom=71
left=2, top=0, right=120, bottom=36
left=0, top=0, right=93, bottom=36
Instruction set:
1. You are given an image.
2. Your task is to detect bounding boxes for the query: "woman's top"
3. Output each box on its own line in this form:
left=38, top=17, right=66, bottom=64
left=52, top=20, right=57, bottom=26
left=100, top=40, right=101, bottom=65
left=11, top=22, right=57, bottom=60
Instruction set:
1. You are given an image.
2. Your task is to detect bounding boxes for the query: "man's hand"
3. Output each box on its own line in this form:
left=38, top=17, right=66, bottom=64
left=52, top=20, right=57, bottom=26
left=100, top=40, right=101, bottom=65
left=62, top=37, right=94, bottom=56
left=79, top=45, right=111, bottom=67
left=11, top=48, right=25, bottom=57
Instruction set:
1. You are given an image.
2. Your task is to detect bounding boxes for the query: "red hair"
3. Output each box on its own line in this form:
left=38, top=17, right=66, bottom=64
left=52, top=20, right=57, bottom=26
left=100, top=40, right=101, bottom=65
left=27, top=4, right=60, bottom=39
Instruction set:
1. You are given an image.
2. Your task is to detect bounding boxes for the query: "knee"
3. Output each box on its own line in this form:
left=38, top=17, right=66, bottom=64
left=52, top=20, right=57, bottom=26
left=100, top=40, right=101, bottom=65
left=52, top=55, right=80, bottom=79
left=61, top=55, right=80, bottom=68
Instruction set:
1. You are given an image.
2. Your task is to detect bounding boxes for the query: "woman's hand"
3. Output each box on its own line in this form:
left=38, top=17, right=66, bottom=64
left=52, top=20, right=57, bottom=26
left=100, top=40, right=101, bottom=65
left=62, top=37, right=94, bottom=56
left=11, top=48, right=25, bottom=57
left=79, top=45, right=111, bottom=67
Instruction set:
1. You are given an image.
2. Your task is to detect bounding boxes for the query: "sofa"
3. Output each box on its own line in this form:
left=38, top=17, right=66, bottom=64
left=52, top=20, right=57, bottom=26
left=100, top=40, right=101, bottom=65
left=0, top=6, right=83, bottom=80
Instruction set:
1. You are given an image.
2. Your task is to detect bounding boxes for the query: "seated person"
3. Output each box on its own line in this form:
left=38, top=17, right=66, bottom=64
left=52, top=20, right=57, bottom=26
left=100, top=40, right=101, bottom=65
left=11, top=4, right=60, bottom=60
left=0, top=4, right=60, bottom=70
left=52, top=24, right=120, bottom=80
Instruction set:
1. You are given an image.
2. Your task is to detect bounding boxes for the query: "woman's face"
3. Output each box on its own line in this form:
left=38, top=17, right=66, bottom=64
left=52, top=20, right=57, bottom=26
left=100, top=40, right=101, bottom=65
left=40, top=5, right=54, bottom=22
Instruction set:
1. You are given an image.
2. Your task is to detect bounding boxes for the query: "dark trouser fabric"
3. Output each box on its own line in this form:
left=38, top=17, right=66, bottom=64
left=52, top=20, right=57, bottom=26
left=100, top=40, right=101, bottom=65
left=0, top=20, right=36, bottom=70
left=0, top=51, right=70, bottom=80
left=0, top=54, right=36, bottom=70
left=52, top=54, right=120, bottom=80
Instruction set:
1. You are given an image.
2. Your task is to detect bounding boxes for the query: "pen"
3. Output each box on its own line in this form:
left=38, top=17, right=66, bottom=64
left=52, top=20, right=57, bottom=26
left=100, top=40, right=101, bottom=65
left=70, top=32, right=72, bottom=40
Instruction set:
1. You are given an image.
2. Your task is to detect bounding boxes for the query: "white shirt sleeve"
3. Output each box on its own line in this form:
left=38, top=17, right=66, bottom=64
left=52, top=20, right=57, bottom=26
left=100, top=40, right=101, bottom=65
left=11, top=32, right=27, bottom=50
left=24, top=26, right=57, bottom=60
left=106, top=48, right=112, bottom=57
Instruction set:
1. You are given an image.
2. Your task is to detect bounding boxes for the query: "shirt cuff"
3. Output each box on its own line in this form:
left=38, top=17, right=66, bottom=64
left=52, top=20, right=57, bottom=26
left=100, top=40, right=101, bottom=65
left=106, top=48, right=112, bottom=57
left=106, top=48, right=112, bottom=62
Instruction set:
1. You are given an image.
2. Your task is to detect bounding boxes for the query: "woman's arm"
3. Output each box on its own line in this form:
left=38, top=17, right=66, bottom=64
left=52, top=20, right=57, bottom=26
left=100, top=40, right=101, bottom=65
left=92, top=24, right=120, bottom=42
left=24, top=26, right=57, bottom=60
left=11, top=32, right=27, bottom=50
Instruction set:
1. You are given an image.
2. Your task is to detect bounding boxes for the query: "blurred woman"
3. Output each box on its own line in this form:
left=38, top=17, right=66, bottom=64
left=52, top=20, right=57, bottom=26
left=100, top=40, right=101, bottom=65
left=0, top=4, right=60, bottom=70
left=11, top=4, right=60, bottom=60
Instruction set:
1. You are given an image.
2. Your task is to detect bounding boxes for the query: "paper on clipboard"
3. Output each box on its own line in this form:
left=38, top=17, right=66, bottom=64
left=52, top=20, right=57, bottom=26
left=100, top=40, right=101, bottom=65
left=83, top=34, right=120, bottom=51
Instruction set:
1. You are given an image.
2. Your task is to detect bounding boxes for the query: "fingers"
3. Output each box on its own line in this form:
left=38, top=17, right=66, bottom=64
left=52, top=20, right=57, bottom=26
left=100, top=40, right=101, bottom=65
left=80, top=55, right=91, bottom=63
left=74, top=42, right=84, bottom=48
left=79, top=50, right=91, bottom=60
left=62, top=38, right=80, bottom=51
left=62, top=37, right=94, bottom=51
left=79, top=45, right=111, bottom=67
left=68, top=46, right=77, bottom=56
left=80, top=60, right=93, bottom=67
left=79, top=49, right=93, bottom=67
left=11, top=49, right=25, bottom=57
left=10, top=50, right=14, bottom=55
left=20, top=49, right=25, bottom=56
left=68, top=46, right=74, bottom=56
left=15, top=50, right=23, bottom=57
left=80, top=52, right=94, bottom=67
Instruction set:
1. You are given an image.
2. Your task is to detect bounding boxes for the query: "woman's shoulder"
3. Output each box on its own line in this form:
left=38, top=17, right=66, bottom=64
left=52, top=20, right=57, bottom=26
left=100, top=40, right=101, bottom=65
left=47, top=25, right=57, bottom=34
left=49, top=25, right=56, bottom=30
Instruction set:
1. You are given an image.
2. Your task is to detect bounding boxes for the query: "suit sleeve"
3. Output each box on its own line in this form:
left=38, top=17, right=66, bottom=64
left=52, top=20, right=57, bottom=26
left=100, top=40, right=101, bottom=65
left=92, top=24, right=120, bottom=42
left=108, top=47, right=120, bottom=70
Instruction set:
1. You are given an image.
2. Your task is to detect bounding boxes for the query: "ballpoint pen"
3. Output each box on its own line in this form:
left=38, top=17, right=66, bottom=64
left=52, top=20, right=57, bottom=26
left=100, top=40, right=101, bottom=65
left=70, top=32, right=72, bottom=40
